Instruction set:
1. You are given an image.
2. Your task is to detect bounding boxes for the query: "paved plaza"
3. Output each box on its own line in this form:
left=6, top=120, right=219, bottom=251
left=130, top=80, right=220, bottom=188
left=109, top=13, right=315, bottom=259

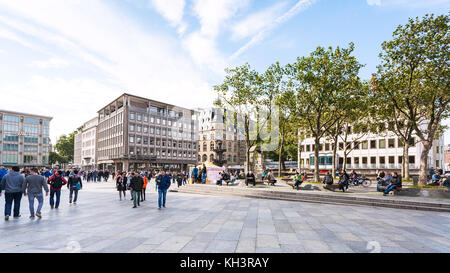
left=1, top=180, right=449, bottom=253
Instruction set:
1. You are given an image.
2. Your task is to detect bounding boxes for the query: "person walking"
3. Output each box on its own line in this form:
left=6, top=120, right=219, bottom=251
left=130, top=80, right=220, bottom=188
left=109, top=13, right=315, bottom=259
left=176, top=172, right=184, bottom=188
left=116, top=172, right=127, bottom=201
left=129, top=173, right=143, bottom=208
left=1, top=166, right=25, bottom=220
left=155, top=170, right=171, bottom=209
left=22, top=168, right=49, bottom=219
left=141, top=174, right=148, bottom=202
left=47, top=170, right=67, bottom=209
left=67, top=170, right=82, bottom=204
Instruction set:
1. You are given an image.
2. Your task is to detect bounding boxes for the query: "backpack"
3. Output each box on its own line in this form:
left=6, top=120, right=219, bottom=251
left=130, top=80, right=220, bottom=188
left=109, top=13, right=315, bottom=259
left=71, top=177, right=81, bottom=190
left=52, top=175, right=63, bottom=189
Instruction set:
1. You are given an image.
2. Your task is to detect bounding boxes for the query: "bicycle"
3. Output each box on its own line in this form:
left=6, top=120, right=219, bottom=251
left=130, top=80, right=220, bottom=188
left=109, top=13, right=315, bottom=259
left=348, top=176, right=372, bottom=187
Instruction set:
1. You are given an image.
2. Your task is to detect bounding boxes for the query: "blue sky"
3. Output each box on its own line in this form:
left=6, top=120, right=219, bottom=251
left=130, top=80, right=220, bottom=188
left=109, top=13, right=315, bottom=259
left=0, top=0, right=449, bottom=144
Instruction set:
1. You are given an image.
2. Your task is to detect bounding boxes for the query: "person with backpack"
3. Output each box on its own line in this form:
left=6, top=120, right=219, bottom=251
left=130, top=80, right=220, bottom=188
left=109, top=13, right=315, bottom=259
left=67, top=170, right=82, bottom=204
left=47, top=170, right=67, bottom=209
left=322, top=171, right=334, bottom=186
left=155, top=170, right=171, bottom=209
left=22, top=168, right=49, bottom=219
left=1, top=166, right=25, bottom=220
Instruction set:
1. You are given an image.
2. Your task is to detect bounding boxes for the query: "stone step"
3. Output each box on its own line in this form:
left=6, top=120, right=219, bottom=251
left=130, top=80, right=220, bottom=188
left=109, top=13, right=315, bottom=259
left=183, top=184, right=450, bottom=209
left=177, top=185, right=450, bottom=213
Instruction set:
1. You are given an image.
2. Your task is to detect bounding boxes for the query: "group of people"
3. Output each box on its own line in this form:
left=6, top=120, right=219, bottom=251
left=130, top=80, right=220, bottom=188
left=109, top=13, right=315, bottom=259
left=80, top=170, right=111, bottom=182
left=115, top=169, right=188, bottom=209
left=191, top=165, right=208, bottom=184
left=0, top=167, right=83, bottom=221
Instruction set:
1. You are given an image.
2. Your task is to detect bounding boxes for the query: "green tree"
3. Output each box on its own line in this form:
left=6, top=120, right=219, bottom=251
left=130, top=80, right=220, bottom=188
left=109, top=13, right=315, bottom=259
left=55, top=129, right=80, bottom=163
left=214, top=63, right=263, bottom=173
left=287, top=43, right=364, bottom=182
left=375, top=13, right=450, bottom=185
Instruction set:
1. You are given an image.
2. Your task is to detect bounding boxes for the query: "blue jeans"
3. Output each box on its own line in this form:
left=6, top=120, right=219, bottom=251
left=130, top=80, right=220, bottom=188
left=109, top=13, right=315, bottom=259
left=158, top=188, right=167, bottom=208
left=50, top=190, right=61, bottom=207
left=132, top=190, right=140, bottom=207
left=385, top=185, right=397, bottom=194
left=28, top=193, right=44, bottom=215
left=4, top=192, right=22, bottom=217
left=70, top=188, right=79, bottom=202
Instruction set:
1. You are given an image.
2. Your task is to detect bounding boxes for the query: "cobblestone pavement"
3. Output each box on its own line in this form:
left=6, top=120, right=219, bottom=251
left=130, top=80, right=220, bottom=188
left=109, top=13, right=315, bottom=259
left=1, top=180, right=449, bottom=253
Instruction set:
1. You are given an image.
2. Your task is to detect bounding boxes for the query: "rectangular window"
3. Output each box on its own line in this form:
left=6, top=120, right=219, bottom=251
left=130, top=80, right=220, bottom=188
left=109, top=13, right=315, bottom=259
left=362, top=157, right=367, bottom=164
left=361, top=141, right=368, bottom=149
left=398, top=139, right=403, bottom=147
left=3, top=134, right=18, bottom=142
left=339, top=143, right=344, bottom=150
left=24, top=117, right=39, bottom=125
left=3, top=144, right=18, bottom=151
left=409, top=156, right=415, bottom=164
left=130, top=124, right=135, bottom=132
left=3, top=124, right=19, bottom=132
left=130, top=112, right=135, bottom=120
left=379, top=139, right=386, bottom=149
left=370, top=140, right=376, bottom=149
left=408, top=137, right=415, bottom=147
left=354, top=142, right=360, bottom=150
left=306, top=145, right=311, bottom=152
left=389, top=156, right=395, bottom=164
left=2, top=154, right=18, bottom=164
left=354, top=157, right=359, bottom=164
left=130, top=136, right=134, bottom=143
left=3, top=115, right=19, bottom=123
left=379, top=157, right=385, bottom=164
left=388, top=138, right=395, bottom=148
left=370, top=157, right=376, bottom=164
left=137, top=113, right=142, bottom=121
left=325, top=143, right=330, bottom=151
left=24, top=145, right=38, bottom=152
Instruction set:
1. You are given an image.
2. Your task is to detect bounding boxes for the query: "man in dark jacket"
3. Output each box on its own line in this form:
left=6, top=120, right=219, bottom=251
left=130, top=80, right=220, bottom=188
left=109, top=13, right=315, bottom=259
left=338, top=170, right=350, bottom=192
left=323, top=171, right=334, bottom=185
left=130, top=173, right=143, bottom=208
left=1, top=166, right=25, bottom=220
left=155, top=170, right=171, bottom=209
left=384, top=172, right=402, bottom=196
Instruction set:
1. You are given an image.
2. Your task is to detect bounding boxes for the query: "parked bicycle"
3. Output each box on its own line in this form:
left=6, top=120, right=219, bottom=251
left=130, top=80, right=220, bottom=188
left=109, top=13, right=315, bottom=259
left=349, top=176, right=372, bottom=187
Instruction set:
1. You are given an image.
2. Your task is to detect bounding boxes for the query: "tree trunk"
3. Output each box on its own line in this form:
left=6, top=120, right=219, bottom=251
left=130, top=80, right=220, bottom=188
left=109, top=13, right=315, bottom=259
left=402, top=142, right=410, bottom=181
left=278, top=135, right=284, bottom=177
left=332, top=135, right=338, bottom=177
left=314, top=136, right=320, bottom=182
left=419, top=140, right=431, bottom=186
left=343, top=146, right=348, bottom=171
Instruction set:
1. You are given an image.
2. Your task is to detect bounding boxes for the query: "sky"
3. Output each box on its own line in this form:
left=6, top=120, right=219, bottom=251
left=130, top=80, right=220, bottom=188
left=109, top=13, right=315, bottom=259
left=0, top=0, right=449, bottom=145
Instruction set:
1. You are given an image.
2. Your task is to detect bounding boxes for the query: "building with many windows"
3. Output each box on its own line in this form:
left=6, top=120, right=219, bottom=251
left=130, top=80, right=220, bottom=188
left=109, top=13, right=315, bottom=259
left=74, top=117, right=98, bottom=170
left=197, top=107, right=246, bottom=167
left=96, top=93, right=198, bottom=172
left=298, top=127, right=445, bottom=175
left=0, top=110, right=52, bottom=168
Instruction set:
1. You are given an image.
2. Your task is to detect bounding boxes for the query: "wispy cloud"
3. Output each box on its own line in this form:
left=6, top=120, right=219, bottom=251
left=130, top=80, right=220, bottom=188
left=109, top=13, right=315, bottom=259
left=367, top=0, right=449, bottom=7
left=149, top=0, right=187, bottom=35
left=230, top=1, right=289, bottom=41
left=29, top=57, right=70, bottom=69
left=231, top=0, right=317, bottom=60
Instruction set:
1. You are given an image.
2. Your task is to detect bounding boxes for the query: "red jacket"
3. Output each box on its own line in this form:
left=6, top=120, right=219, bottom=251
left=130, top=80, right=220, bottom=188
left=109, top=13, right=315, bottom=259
left=47, top=174, right=67, bottom=191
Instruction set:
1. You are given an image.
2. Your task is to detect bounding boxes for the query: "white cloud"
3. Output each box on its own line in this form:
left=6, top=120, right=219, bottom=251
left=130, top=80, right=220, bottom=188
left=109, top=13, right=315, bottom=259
left=231, top=2, right=288, bottom=41
left=231, top=0, right=317, bottom=60
left=149, top=0, right=187, bottom=35
left=29, top=57, right=70, bottom=69
left=366, top=0, right=381, bottom=6
left=181, top=0, right=250, bottom=75
left=0, top=0, right=216, bottom=141
left=367, top=0, right=449, bottom=7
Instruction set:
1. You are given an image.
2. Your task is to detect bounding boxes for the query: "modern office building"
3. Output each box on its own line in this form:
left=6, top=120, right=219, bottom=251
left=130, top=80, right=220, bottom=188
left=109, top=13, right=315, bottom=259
left=197, top=107, right=246, bottom=167
left=96, top=93, right=198, bottom=172
left=0, top=110, right=52, bottom=168
left=298, top=127, right=445, bottom=175
left=73, top=117, right=98, bottom=170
